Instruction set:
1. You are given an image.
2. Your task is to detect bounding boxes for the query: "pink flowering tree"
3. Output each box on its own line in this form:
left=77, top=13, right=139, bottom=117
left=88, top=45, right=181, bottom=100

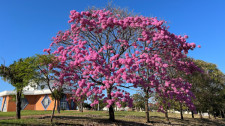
left=44, top=8, right=200, bottom=122
left=153, top=56, right=201, bottom=122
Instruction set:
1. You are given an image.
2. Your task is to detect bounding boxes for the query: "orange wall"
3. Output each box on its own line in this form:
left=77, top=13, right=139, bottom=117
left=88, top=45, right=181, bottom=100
left=1, top=94, right=78, bottom=112
left=35, top=94, right=57, bottom=110
left=3, top=95, right=39, bottom=111
left=24, top=95, right=38, bottom=110
left=7, top=96, right=16, bottom=112
left=34, top=95, right=42, bottom=110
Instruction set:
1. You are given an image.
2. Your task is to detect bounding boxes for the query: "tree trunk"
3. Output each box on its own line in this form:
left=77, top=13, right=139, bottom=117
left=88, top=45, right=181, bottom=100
left=51, top=99, right=57, bottom=123
left=109, top=105, right=115, bottom=121
left=79, top=102, right=83, bottom=112
left=107, top=89, right=115, bottom=121
left=57, top=99, right=60, bottom=114
left=16, top=91, right=21, bottom=119
left=179, top=102, right=183, bottom=120
left=221, top=110, right=225, bottom=118
left=208, top=112, right=211, bottom=119
left=144, top=89, right=150, bottom=123
left=200, top=111, right=203, bottom=119
left=191, top=111, right=194, bottom=118
left=214, top=112, right=216, bottom=119
left=165, top=106, right=170, bottom=123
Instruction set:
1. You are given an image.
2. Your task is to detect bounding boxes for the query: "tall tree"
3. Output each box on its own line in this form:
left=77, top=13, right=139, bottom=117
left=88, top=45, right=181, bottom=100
left=0, top=57, right=38, bottom=119
left=44, top=6, right=199, bottom=121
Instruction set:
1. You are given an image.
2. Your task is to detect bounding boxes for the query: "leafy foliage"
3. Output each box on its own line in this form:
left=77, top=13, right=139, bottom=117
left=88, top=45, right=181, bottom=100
left=188, top=60, right=225, bottom=116
left=0, top=57, right=39, bottom=90
left=132, top=93, right=145, bottom=111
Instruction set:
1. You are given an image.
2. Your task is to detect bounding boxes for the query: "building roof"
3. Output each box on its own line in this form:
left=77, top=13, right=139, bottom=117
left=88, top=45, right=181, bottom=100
left=0, top=89, right=74, bottom=97
left=0, top=79, right=75, bottom=97
left=0, top=89, right=51, bottom=97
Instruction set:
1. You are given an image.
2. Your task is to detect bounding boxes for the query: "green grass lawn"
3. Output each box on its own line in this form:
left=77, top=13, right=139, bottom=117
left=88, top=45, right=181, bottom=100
left=0, top=110, right=52, bottom=117
left=0, top=118, right=51, bottom=125
left=0, top=110, right=74, bottom=117
left=0, top=110, right=224, bottom=126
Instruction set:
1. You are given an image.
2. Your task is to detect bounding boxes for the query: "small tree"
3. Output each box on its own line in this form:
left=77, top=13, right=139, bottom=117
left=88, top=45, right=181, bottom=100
left=132, top=93, right=145, bottom=111
left=51, top=87, right=64, bottom=113
left=77, top=96, right=86, bottom=112
left=35, top=54, right=62, bottom=122
left=0, top=57, right=38, bottom=119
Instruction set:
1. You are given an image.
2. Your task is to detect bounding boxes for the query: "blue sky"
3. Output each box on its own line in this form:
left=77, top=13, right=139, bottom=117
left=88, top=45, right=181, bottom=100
left=0, top=0, right=225, bottom=95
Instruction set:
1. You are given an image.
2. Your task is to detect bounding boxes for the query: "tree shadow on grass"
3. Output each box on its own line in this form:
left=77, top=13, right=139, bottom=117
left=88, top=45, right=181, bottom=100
left=0, top=119, right=48, bottom=126
left=187, top=118, right=225, bottom=126
left=94, top=118, right=150, bottom=126
left=40, top=115, right=156, bottom=126
left=39, top=115, right=90, bottom=120
left=48, top=115, right=182, bottom=126
left=150, top=116, right=225, bottom=126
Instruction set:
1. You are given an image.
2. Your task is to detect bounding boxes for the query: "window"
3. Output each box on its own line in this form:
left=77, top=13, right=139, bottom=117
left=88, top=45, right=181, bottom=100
left=60, top=102, right=68, bottom=110
left=71, top=100, right=75, bottom=110
left=21, top=98, right=28, bottom=110
left=2, top=97, right=7, bottom=112
left=60, top=95, right=69, bottom=110
left=40, top=85, right=45, bottom=90
left=41, top=95, right=51, bottom=110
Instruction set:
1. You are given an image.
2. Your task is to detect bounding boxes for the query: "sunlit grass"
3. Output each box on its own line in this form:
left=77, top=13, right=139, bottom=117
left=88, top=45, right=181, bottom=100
left=0, top=110, right=71, bottom=117
left=0, top=118, right=51, bottom=125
